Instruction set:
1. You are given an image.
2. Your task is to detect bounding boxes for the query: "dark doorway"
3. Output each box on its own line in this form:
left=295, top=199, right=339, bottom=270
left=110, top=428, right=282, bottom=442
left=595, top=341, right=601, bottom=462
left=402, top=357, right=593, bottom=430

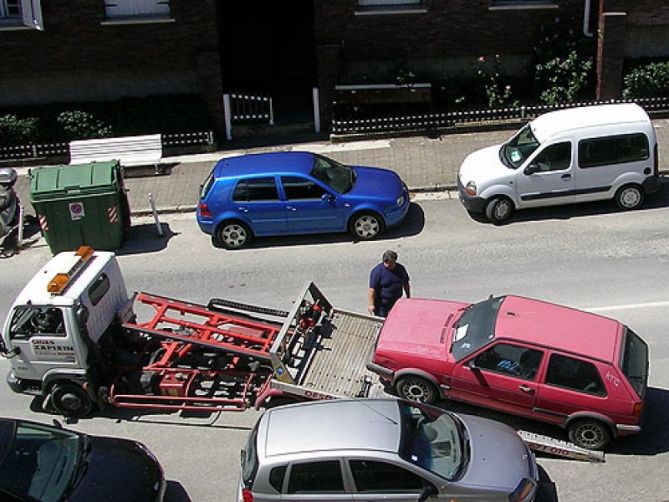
left=217, top=1, right=317, bottom=125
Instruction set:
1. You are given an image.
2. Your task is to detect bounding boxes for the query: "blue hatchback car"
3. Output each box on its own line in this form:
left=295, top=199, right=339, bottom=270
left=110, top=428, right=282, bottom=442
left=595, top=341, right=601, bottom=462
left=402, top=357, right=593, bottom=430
left=196, top=151, right=410, bottom=249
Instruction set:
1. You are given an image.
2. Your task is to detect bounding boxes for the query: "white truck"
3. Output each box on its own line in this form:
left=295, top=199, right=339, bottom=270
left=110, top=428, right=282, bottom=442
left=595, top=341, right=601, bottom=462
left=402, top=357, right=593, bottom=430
left=0, top=246, right=384, bottom=418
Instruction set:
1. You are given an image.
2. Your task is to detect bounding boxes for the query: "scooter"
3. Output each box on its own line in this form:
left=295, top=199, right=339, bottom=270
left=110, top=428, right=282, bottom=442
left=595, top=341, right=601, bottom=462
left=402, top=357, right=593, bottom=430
left=0, top=168, right=20, bottom=240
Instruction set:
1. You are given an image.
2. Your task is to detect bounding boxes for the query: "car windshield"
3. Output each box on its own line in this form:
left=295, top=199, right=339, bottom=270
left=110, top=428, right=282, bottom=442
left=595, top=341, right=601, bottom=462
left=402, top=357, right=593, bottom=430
left=621, top=328, right=649, bottom=398
left=451, top=296, right=505, bottom=361
left=500, top=124, right=541, bottom=169
left=398, top=401, right=468, bottom=481
left=241, top=421, right=259, bottom=486
left=310, top=154, right=354, bottom=193
left=0, top=421, right=82, bottom=502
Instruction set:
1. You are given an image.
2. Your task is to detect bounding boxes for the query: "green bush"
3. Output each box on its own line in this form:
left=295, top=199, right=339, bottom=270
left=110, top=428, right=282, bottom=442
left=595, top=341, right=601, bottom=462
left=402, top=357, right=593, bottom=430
left=623, top=62, right=669, bottom=98
left=0, top=114, right=39, bottom=145
left=56, top=110, right=113, bottom=140
left=477, top=55, right=519, bottom=108
left=536, top=51, right=593, bottom=105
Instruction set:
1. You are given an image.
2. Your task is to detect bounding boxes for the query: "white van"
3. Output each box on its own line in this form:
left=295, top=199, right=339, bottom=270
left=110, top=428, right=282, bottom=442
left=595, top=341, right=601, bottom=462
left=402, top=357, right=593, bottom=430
left=458, top=103, right=660, bottom=224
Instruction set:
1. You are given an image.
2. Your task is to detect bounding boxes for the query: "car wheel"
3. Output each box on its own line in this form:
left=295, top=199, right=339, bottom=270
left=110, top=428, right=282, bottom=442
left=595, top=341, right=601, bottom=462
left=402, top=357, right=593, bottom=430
left=350, top=212, right=385, bottom=240
left=395, top=376, right=438, bottom=404
left=484, top=196, right=514, bottom=225
left=51, top=384, right=94, bottom=418
left=567, top=419, right=611, bottom=450
left=614, top=184, right=644, bottom=210
left=215, top=221, right=252, bottom=250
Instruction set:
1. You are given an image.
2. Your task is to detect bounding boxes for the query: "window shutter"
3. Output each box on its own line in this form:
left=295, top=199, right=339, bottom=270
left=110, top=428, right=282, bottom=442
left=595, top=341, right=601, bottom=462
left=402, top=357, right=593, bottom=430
left=21, top=0, right=43, bottom=30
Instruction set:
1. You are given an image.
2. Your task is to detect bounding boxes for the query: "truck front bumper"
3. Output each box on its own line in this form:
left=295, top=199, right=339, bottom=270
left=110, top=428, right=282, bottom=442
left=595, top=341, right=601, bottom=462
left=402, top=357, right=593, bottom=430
left=7, top=371, right=42, bottom=396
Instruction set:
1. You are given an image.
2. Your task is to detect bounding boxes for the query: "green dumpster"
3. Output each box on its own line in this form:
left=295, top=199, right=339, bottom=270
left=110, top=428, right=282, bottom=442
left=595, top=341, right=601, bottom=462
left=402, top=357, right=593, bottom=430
left=30, top=161, right=131, bottom=254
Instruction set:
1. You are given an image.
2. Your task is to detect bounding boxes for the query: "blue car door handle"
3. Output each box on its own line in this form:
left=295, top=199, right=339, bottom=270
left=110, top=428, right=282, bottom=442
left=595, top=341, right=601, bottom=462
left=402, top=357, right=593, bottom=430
left=287, top=206, right=297, bottom=211
left=237, top=207, right=248, bottom=213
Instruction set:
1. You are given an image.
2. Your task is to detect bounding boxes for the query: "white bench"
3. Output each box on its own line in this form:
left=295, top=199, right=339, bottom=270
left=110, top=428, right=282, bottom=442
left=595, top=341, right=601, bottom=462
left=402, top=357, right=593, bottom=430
left=69, top=134, right=163, bottom=174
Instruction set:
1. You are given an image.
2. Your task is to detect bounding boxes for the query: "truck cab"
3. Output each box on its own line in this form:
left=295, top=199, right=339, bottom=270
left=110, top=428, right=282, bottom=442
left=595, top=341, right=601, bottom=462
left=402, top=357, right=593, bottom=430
left=1, top=246, right=131, bottom=415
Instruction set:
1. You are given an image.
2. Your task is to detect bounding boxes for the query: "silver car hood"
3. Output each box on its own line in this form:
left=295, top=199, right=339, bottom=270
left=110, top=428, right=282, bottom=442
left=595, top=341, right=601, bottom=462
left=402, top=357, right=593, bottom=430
left=457, top=413, right=536, bottom=491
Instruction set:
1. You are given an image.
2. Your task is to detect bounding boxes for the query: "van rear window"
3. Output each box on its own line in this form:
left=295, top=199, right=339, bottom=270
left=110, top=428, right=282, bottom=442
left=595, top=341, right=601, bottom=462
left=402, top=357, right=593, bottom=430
left=621, top=328, right=648, bottom=397
left=578, top=133, right=649, bottom=168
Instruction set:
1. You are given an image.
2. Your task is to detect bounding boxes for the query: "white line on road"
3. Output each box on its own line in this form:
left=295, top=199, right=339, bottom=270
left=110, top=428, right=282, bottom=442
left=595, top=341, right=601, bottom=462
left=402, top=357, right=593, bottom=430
left=587, top=300, right=669, bottom=313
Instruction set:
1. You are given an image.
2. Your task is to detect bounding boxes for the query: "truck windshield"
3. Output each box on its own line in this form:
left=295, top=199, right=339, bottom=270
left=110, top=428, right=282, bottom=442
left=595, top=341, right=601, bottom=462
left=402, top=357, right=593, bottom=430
left=310, top=154, right=354, bottom=193
left=621, top=328, right=648, bottom=398
left=500, top=124, right=540, bottom=169
left=398, top=401, right=467, bottom=481
left=0, top=420, right=82, bottom=502
left=451, top=296, right=505, bottom=361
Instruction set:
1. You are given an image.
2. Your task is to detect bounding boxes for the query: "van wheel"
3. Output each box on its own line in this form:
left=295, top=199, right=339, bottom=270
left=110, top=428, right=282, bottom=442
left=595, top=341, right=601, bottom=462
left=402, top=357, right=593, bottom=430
left=214, top=221, right=252, bottom=250
left=51, top=384, right=94, bottom=418
left=484, top=196, right=514, bottom=225
left=396, top=376, right=438, bottom=404
left=567, top=419, right=611, bottom=450
left=615, top=184, right=644, bottom=210
left=350, top=212, right=385, bottom=240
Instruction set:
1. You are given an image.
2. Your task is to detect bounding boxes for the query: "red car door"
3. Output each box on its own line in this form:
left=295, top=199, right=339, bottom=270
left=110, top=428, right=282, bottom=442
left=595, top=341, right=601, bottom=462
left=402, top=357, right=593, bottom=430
left=450, top=342, right=544, bottom=419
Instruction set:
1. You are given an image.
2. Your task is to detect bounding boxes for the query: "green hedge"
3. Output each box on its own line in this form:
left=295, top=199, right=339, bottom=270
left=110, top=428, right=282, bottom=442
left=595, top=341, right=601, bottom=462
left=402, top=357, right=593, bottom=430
left=623, top=62, right=669, bottom=98
left=0, top=94, right=212, bottom=146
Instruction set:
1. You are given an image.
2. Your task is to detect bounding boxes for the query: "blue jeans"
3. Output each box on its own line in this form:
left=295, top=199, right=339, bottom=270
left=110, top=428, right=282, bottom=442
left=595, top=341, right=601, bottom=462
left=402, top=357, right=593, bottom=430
left=375, top=297, right=399, bottom=317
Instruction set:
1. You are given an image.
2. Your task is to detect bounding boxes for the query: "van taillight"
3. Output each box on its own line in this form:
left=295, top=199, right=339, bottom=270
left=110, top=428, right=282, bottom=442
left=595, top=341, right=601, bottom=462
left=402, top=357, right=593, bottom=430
left=198, top=202, right=213, bottom=218
left=242, top=487, right=254, bottom=502
left=633, top=402, right=643, bottom=417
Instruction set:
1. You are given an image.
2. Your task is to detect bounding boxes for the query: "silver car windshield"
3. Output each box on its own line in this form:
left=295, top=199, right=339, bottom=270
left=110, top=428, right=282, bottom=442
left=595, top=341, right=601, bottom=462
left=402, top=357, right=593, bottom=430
left=310, top=154, right=354, bottom=193
left=398, top=401, right=467, bottom=481
left=501, top=124, right=540, bottom=169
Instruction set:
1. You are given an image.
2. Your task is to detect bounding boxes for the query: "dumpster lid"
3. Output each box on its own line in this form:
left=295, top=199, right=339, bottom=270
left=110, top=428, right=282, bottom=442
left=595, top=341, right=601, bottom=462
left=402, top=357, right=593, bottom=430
left=31, top=161, right=120, bottom=200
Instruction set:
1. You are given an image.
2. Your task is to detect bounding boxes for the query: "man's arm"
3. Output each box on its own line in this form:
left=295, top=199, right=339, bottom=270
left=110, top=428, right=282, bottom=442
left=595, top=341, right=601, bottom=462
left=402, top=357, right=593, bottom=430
left=368, top=287, right=377, bottom=314
left=404, top=281, right=411, bottom=298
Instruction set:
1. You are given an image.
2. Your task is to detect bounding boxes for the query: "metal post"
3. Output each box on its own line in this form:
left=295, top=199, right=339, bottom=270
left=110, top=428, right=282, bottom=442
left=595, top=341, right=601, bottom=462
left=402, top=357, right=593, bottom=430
left=312, top=87, right=321, bottom=134
left=148, top=193, right=164, bottom=237
left=16, top=203, right=24, bottom=248
left=268, top=97, right=275, bottom=126
left=223, top=93, right=233, bottom=141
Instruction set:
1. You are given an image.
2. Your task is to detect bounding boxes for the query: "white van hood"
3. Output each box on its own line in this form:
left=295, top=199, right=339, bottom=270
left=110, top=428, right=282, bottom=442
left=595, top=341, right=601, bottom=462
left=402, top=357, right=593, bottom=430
left=458, top=144, right=512, bottom=186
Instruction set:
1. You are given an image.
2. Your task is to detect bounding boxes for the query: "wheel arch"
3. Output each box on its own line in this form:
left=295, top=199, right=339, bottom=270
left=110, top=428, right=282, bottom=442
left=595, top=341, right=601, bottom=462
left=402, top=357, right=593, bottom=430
left=479, top=185, right=518, bottom=209
left=393, top=369, right=444, bottom=398
left=563, top=412, right=617, bottom=438
left=346, top=206, right=386, bottom=227
left=213, top=214, right=254, bottom=236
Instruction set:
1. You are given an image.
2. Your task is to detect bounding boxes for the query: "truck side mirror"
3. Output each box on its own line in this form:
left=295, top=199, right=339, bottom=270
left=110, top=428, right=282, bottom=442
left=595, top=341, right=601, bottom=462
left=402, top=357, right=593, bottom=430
left=418, top=483, right=438, bottom=502
left=524, top=163, right=540, bottom=176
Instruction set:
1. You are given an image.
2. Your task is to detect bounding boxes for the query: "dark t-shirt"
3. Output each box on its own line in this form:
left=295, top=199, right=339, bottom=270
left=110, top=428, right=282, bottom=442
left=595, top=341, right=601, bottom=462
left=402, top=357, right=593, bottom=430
left=369, top=262, right=410, bottom=303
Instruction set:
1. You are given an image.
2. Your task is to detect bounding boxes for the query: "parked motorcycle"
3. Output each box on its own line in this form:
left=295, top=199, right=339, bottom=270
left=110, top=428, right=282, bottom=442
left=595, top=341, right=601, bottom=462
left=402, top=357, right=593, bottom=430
left=0, top=167, right=20, bottom=240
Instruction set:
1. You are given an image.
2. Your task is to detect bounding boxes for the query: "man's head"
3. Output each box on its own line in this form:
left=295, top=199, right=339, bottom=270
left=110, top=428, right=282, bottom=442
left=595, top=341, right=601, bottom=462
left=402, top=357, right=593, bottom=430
left=382, top=249, right=398, bottom=269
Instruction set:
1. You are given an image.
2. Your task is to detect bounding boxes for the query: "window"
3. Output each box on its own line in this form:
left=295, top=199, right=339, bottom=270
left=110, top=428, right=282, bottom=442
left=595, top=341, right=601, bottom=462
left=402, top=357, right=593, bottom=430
left=0, top=0, right=43, bottom=30
left=474, top=343, right=543, bottom=380
left=621, top=329, right=648, bottom=397
left=350, top=460, right=425, bottom=493
left=451, top=296, right=505, bottom=361
left=232, top=177, right=279, bottom=202
left=281, top=176, right=327, bottom=200
left=359, top=0, right=420, bottom=5
left=287, top=461, right=344, bottom=494
left=88, top=273, right=110, bottom=306
left=489, top=0, right=558, bottom=9
left=578, top=133, right=649, bottom=169
left=545, top=354, right=606, bottom=396
left=531, top=142, right=572, bottom=172
left=269, top=465, right=287, bottom=493
left=104, top=0, right=171, bottom=19
left=9, top=307, right=66, bottom=340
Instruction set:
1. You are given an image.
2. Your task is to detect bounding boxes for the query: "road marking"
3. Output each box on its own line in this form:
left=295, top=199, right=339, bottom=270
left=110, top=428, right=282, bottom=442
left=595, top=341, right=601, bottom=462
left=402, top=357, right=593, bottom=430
left=587, top=300, right=669, bottom=313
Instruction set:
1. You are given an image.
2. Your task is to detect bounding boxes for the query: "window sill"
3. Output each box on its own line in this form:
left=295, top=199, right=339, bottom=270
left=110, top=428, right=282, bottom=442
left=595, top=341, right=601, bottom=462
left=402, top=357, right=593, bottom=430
left=354, top=7, right=427, bottom=16
left=101, top=16, right=176, bottom=26
left=489, top=1, right=558, bottom=10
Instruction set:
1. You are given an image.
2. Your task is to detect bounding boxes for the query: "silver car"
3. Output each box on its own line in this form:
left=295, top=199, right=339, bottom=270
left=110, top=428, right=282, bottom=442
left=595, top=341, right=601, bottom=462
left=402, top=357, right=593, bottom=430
left=238, top=398, right=538, bottom=501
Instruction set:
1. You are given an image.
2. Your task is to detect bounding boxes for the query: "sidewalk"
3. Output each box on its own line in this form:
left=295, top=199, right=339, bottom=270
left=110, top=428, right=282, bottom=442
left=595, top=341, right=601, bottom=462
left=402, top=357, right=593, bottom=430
left=12, top=119, right=669, bottom=215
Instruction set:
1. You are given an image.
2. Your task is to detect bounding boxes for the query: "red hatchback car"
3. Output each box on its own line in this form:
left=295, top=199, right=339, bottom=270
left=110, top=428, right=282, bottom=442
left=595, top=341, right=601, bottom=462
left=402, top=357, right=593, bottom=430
left=368, top=295, right=649, bottom=450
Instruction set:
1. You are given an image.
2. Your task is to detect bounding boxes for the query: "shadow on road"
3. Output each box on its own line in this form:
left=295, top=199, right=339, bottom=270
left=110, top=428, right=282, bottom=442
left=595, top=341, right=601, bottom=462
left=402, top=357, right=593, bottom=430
left=228, top=202, right=425, bottom=250
left=164, top=480, right=192, bottom=502
left=116, top=222, right=178, bottom=255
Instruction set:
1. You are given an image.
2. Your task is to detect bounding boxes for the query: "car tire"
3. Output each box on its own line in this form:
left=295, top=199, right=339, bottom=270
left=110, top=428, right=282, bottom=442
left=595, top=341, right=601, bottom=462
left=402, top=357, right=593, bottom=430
left=567, top=419, right=611, bottom=450
left=51, top=383, right=94, bottom=418
left=614, top=184, right=644, bottom=210
left=215, top=221, right=252, bottom=250
left=484, top=196, right=514, bottom=225
left=350, top=211, right=385, bottom=240
left=395, top=376, right=438, bottom=404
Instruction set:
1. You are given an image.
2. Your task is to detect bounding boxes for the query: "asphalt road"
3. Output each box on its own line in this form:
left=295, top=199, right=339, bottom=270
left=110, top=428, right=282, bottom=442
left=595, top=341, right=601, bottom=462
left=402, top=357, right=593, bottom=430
left=1, top=194, right=669, bottom=501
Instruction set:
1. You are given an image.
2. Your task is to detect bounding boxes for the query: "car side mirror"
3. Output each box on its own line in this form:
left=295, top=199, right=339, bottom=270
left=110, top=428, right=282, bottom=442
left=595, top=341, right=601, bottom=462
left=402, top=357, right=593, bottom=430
left=418, top=483, right=438, bottom=502
left=524, top=163, right=540, bottom=176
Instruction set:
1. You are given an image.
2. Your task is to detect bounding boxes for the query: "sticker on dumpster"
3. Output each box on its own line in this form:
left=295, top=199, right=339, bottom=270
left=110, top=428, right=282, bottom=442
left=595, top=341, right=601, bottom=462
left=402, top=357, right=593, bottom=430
left=69, top=202, right=85, bottom=221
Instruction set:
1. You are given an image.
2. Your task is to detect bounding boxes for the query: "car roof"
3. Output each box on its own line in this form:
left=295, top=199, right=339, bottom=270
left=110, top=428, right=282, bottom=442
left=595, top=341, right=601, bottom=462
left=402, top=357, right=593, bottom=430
left=259, top=399, right=401, bottom=459
left=496, top=296, right=622, bottom=362
left=530, top=103, right=651, bottom=143
left=213, top=151, right=315, bottom=179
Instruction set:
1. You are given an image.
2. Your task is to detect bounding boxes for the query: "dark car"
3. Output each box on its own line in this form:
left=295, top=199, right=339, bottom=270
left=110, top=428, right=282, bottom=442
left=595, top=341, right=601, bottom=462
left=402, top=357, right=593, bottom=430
left=0, top=418, right=165, bottom=502
left=196, top=151, right=410, bottom=249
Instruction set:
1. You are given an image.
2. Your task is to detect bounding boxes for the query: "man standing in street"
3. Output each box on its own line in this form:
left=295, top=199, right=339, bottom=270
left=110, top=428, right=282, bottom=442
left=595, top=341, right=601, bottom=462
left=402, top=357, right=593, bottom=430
left=368, top=249, right=411, bottom=317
